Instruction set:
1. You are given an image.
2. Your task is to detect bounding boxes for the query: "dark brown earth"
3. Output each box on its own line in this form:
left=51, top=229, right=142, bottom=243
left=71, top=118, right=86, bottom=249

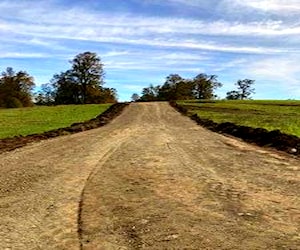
left=0, top=102, right=299, bottom=249
left=171, top=101, right=300, bottom=155
left=0, top=103, right=128, bottom=154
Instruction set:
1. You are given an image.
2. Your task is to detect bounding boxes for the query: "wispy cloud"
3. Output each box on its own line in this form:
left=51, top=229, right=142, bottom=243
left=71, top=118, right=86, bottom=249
left=1, top=20, right=295, bottom=55
left=102, top=51, right=131, bottom=58
left=230, top=0, right=300, bottom=13
left=0, top=0, right=300, bottom=100
left=3, top=7, right=300, bottom=37
left=0, top=1, right=298, bottom=53
left=232, top=55, right=300, bottom=98
left=0, top=52, right=50, bottom=59
left=244, top=56, right=300, bottom=83
left=141, top=0, right=209, bottom=7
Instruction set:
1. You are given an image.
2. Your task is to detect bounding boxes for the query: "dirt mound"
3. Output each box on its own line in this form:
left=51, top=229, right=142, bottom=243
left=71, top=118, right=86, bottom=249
left=170, top=101, right=300, bottom=155
left=0, top=103, right=128, bottom=154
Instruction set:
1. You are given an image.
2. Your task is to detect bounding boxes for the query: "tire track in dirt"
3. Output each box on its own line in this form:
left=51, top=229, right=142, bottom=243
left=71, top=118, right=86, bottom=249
left=0, top=107, right=138, bottom=249
left=80, top=102, right=300, bottom=250
left=0, top=102, right=300, bottom=249
left=77, top=136, right=131, bottom=249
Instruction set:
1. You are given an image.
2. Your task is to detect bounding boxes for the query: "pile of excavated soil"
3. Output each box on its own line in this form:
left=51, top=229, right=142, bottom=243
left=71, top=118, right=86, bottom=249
left=0, top=103, right=128, bottom=154
left=170, top=101, right=300, bottom=155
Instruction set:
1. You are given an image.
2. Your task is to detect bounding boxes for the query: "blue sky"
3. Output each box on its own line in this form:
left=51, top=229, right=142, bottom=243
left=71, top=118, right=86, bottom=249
left=0, top=0, right=300, bottom=101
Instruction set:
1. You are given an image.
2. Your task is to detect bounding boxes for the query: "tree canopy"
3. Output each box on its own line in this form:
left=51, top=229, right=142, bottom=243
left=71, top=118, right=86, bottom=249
left=193, top=73, right=222, bottom=99
left=138, top=73, right=222, bottom=101
left=131, top=93, right=140, bottom=102
left=71, top=52, right=105, bottom=104
left=226, top=79, right=255, bottom=100
left=37, top=52, right=117, bottom=105
left=0, top=67, right=35, bottom=108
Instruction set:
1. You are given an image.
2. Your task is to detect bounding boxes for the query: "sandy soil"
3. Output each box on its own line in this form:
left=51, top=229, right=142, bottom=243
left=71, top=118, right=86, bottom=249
left=0, top=102, right=299, bottom=249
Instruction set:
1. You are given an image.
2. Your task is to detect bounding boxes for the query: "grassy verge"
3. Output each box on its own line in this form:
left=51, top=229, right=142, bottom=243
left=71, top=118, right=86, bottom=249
left=0, top=104, right=112, bottom=139
left=178, top=100, right=300, bottom=137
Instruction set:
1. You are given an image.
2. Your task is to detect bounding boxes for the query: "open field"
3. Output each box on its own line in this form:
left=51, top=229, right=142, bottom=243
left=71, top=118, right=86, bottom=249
left=0, top=104, right=111, bottom=139
left=178, top=100, right=300, bottom=137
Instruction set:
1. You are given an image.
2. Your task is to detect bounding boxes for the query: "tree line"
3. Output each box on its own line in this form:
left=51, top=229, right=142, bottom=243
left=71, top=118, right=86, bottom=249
left=132, top=74, right=255, bottom=102
left=0, top=51, right=256, bottom=108
left=0, top=52, right=117, bottom=108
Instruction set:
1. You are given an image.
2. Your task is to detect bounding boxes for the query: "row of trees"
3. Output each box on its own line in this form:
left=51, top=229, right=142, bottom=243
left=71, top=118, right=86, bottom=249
left=0, top=52, right=117, bottom=108
left=137, top=73, right=222, bottom=101
left=133, top=74, right=255, bottom=102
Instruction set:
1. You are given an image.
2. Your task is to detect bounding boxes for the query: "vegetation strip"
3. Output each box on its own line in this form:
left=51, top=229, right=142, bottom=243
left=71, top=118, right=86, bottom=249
left=0, top=103, right=128, bottom=154
left=178, top=100, right=300, bottom=137
left=170, top=101, right=300, bottom=156
left=0, top=104, right=112, bottom=139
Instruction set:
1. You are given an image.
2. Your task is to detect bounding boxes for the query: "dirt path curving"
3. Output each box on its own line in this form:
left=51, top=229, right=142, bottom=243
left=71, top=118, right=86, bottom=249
left=0, top=102, right=299, bottom=249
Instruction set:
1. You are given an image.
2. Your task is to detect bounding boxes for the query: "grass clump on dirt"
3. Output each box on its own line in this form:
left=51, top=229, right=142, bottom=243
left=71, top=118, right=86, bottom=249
left=178, top=100, right=300, bottom=137
left=0, top=104, right=112, bottom=139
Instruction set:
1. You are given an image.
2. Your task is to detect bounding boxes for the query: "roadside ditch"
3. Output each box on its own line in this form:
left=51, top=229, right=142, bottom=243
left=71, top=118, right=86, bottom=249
left=0, top=103, right=129, bottom=154
left=170, top=101, right=300, bottom=156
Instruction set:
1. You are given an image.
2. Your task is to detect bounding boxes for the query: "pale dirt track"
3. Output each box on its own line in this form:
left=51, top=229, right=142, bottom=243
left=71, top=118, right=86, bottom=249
left=0, top=102, right=299, bottom=250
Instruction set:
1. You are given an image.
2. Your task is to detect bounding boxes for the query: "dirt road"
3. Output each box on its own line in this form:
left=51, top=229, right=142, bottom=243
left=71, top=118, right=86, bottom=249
left=0, top=102, right=299, bottom=249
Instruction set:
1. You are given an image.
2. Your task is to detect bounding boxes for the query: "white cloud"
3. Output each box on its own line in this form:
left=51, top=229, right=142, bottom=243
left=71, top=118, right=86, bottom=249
left=1, top=1, right=299, bottom=48
left=1, top=21, right=291, bottom=55
left=102, top=51, right=131, bottom=58
left=142, top=0, right=206, bottom=7
left=246, top=57, right=300, bottom=80
left=155, top=52, right=208, bottom=61
left=231, top=0, right=300, bottom=13
left=210, top=59, right=248, bottom=72
left=4, top=8, right=300, bottom=37
left=0, top=52, right=50, bottom=59
left=1, top=0, right=300, bottom=99
left=117, top=84, right=144, bottom=91
left=240, top=56, right=300, bottom=96
left=108, top=38, right=288, bottom=54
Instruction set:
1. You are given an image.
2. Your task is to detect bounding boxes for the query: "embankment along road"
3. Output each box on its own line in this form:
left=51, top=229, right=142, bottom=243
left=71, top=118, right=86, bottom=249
left=0, top=102, right=299, bottom=250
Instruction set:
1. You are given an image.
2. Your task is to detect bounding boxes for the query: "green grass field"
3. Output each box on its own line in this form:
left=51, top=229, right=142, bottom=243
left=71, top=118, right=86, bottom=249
left=0, top=104, right=112, bottom=139
left=178, top=100, right=300, bottom=137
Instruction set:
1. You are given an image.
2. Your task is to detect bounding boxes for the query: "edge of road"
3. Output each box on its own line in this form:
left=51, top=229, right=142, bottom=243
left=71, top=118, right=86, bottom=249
left=169, top=101, right=300, bottom=156
left=0, top=102, right=129, bottom=154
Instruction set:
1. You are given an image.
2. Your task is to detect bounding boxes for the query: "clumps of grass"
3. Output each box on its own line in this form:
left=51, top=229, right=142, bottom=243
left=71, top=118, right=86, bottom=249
left=0, top=104, right=112, bottom=139
left=178, top=100, right=300, bottom=137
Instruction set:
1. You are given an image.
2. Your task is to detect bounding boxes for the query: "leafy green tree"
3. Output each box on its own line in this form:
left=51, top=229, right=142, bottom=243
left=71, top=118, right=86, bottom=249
left=159, top=74, right=181, bottom=100
left=236, top=79, right=255, bottom=100
left=226, top=90, right=240, bottom=100
left=71, top=52, right=104, bottom=104
left=131, top=93, right=140, bottom=102
left=158, top=74, right=179, bottom=100
left=176, top=80, right=195, bottom=100
left=157, top=74, right=195, bottom=100
left=85, top=86, right=117, bottom=103
left=226, top=79, right=255, bottom=100
left=98, top=88, right=117, bottom=103
left=193, top=73, right=222, bottom=99
left=49, top=52, right=115, bottom=104
left=140, top=84, right=160, bottom=101
left=138, top=73, right=222, bottom=101
left=51, top=70, right=81, bottom=104
left=0, top=67, right=35, bottom=108
left=35, top=83, right=55, bottom=105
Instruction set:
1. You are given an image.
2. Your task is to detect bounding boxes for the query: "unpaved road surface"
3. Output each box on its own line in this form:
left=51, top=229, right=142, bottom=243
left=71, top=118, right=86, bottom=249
left=0, top=102, right=300, bottom=250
